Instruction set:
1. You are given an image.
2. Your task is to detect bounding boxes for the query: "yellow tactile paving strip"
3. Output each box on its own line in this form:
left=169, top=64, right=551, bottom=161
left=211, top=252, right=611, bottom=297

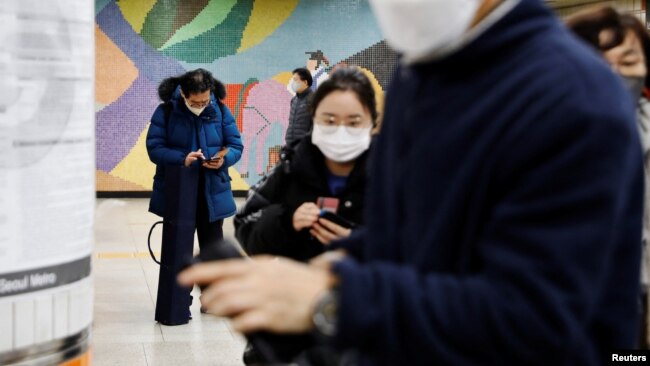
left=95, top=251, right=161, bottom=259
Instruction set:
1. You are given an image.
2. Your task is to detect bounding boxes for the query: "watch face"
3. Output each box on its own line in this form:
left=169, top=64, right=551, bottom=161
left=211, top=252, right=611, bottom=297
left=313, top=289, right=338, bottom=337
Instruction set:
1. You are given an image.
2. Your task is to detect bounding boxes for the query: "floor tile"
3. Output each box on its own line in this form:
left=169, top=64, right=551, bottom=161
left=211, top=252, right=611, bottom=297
left=92, top=342, right=148, bottom=366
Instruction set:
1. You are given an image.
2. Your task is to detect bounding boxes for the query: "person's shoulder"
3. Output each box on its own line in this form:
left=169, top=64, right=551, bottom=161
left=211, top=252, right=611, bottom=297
left=151, top=102, right=170, bottom=123
left=495, top=26, right=637, bottom=152
left=531, top=26, right=621, bottom=99
left=287, top=136, right=319, bottom=165
left=520, top=26, right=631, bottom=121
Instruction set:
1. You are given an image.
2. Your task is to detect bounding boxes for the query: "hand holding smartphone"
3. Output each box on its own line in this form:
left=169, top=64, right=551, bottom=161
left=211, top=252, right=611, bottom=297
left=319, top=210, right=356, bottom=229
left=203, top=147, right=229, bottom=163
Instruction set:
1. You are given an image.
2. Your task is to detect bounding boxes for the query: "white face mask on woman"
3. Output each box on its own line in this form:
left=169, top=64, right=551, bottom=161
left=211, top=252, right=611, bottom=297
left=184, top=99, right=206, bottom=116
left=368, top=0, right=481, bottom=63
left=311, top=124, right=372, bottom=163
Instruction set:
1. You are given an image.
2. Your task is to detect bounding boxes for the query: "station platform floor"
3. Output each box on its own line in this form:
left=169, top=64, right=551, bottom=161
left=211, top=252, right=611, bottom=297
left=93, top=198, right=247, bottom=366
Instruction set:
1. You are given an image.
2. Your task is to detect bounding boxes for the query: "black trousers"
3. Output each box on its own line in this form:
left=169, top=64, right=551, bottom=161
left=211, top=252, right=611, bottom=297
left=196, top=171, right=224, bottom=250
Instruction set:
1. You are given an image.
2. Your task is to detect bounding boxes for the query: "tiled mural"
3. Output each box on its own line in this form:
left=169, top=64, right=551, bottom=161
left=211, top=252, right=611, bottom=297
left=95, top=0, right=397, bottom=192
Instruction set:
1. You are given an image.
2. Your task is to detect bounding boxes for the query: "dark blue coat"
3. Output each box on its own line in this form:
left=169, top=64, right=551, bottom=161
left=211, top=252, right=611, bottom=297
left=332, top=0, right=643, bottom=365
left=146, top=89, right=243, bottom=222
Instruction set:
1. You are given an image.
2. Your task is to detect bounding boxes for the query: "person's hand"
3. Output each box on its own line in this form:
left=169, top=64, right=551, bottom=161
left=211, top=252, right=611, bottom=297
left=185, top=149, right=205, bottom=167
left=293, top=203, right=320, bottom=231
left=310, top=218, right=352, bottom=245
left=309, top=249, right=348, bottom=270
left=202, top=157, right=224, bottom=170
left=177, top=256, right=337, bottom=334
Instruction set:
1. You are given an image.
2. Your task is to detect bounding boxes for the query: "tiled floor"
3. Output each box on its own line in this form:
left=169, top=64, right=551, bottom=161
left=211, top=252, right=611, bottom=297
left=92, top=198, right=246, bottom=366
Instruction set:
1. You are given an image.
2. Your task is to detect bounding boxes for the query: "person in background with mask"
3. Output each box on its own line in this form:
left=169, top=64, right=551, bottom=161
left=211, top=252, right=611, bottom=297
left=147, top=69, right=243, bottom=315
left=235, top=66, right=374, bottom=262
left=234, top=66, right=374, bottom=365
left=566, top=7, right=650, bottom=348
left=180, top=1, right=644, bottom=364
left=285, top=67, right=314, bottom=147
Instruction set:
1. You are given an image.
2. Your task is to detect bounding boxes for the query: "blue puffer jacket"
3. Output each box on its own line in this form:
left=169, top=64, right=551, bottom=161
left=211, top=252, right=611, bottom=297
left=146, top=88, right=243, bottom=222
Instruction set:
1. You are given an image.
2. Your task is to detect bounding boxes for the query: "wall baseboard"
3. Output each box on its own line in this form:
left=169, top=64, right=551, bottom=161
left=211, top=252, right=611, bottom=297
left=96, top=191, right=249, bottom=198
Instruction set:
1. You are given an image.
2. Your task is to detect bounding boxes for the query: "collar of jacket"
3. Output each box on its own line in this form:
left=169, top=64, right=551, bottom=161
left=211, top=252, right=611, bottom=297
left=296, top=88, right=313, bottom=99
left=289, top=134, right=370, bottom=196
left=173, top=97, right=218, bottom=120
left=170, top=85, right=221, bottom=119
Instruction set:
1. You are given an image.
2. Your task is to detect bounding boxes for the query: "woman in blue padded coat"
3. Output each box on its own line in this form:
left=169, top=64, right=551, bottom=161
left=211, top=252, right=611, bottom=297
left=146, top=68, right=243, bottom=258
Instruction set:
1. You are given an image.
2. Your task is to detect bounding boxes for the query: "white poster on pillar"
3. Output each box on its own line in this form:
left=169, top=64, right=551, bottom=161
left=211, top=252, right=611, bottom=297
left=0, top=0, right=94, bottom=276
left=0, top=0, right=94, bottom=358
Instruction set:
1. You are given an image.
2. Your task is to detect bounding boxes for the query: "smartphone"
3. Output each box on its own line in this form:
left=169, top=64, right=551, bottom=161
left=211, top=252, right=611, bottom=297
left=203, top=147, right=229, bottom=163
left=319, top=210, right=356, bottom=229
left=202, top=156, right=223, bottom=163
left=316, top=197, right=340, bottom=213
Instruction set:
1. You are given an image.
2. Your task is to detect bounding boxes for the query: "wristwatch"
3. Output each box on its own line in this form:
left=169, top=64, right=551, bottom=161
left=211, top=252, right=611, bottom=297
left=312, top=287, right=339, bottom=338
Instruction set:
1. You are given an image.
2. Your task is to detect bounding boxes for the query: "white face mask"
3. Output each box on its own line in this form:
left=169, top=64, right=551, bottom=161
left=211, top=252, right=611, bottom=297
left=311, top=124, right=372, bottom=163
left=184, top=99, right=206, bottom=116
left=290, top=79, right=304, bottom=94
left=369, top=0, right=481, bottom=63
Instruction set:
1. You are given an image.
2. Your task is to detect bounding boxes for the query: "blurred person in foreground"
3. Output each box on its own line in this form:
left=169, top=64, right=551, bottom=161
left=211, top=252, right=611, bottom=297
left=180, top=0, right=644, bottom=364
left=566, top=6, right=650, bottom=348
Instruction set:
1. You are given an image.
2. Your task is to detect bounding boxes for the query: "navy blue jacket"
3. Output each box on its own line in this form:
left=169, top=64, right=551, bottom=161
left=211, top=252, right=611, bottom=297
left=332, top=1, right=643, bottom=365
left=146, top=89, right=243, bottom=222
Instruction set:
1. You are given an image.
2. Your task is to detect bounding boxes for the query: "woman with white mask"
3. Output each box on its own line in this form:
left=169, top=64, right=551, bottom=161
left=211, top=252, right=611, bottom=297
left=234, top=66, right=375, bottom=264
left=146, top=69, right=243, bottom=324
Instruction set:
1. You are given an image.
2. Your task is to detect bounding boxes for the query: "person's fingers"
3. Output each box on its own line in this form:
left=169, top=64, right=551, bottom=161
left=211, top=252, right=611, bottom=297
left=297, top=203, right=312, bottom=214
left=309, top=249, right=347, bottom=269
left=200, top=276, right=248, bottom=307
left=311, top=224, right=336, bottom=245
left=310, top=229, right=327, bottom=244
left=230, top=309, right=271, bottom=333
left=317, top=218, right=349, bottom=236
left=247, top=254, right=278, bottom=262
left=203, top=162, right=219, bottom=170
left=306, top=205, right=321, bottom=215
left=189, top=149, right=205, bottom=159
left=299, top=202, right=319, bottom=214
left=202, top=280, right=259, bottom=317
left=312, top=222, right=335, bottom=238
left=295, top=214, right=318, bottom=230
left=177, top=259, right=250, bottom=286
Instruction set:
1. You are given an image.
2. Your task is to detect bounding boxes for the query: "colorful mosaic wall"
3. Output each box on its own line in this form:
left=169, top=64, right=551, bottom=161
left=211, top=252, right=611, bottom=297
left=95, top=0, right=397, bottom=192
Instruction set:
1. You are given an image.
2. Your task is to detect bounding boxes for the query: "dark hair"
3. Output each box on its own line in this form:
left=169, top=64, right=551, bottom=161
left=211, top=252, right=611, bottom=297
left=309, top=66, right=378, bottom=124
left=292, top=67, right=313, bottom=87
left=566, top=7, right=650, bottom=87
left=157, top=68, right=226, bottom=102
